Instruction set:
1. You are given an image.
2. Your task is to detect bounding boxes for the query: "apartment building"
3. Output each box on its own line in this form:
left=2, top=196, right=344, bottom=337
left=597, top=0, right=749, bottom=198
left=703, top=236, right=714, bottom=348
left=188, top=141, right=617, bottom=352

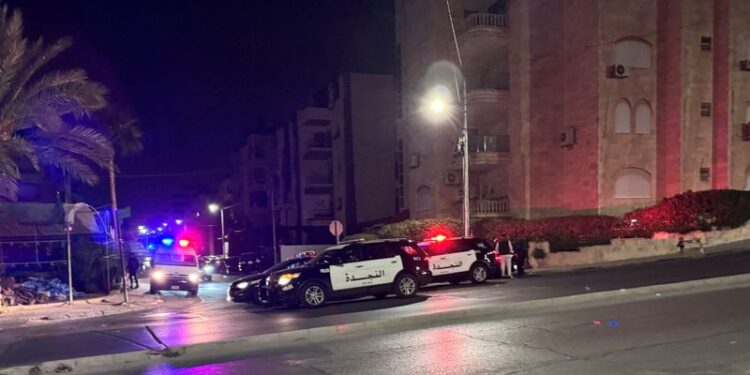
left=396, top=0, right=750, bottom=219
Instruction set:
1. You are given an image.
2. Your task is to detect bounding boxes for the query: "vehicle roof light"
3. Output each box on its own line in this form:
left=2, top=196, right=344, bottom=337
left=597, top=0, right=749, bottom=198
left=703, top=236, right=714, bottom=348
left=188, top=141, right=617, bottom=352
left=430, top=234, right=447, bottom=242
left=178, top=239, right=190, bottom=248
left=161, top=237, right=175, bottom=247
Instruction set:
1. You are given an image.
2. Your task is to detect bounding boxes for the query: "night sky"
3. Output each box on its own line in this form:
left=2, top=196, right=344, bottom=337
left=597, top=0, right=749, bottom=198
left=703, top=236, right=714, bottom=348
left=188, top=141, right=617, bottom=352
left=7, top=0, right=394, bottom=216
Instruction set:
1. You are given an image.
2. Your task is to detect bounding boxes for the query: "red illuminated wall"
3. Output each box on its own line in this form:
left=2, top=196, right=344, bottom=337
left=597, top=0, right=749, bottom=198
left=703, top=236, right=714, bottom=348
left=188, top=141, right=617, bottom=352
left=528, top=0, right=600, bottom=216
left=656, top=0, right=683, bottom=198
left=712, top=0, right=730, bottom=189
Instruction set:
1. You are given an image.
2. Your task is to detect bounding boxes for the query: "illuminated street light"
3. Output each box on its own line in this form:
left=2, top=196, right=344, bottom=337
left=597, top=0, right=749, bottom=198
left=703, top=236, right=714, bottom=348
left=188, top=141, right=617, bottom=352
left=161, top=222, right=168, bottom=227
left=175, top=219, right=183, bottom=225
left=138, top=226, right=149, bottom=235
left=208, top=203, right=220, bottom=214
left=208, top=203, right=236, bottom=257
left=420, top=84, right=454, bottom=123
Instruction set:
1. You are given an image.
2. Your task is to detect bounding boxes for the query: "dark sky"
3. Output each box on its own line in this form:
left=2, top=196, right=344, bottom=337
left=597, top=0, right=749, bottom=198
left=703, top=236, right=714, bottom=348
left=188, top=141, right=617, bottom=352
left=10, top=0, right=395, bottom=171
left=7, top=0, right=394, bottom=212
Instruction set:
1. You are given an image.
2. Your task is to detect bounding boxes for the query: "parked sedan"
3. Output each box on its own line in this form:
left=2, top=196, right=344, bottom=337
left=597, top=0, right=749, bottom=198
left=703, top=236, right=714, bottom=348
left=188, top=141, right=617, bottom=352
left=227, top=255, right=313, bottom=304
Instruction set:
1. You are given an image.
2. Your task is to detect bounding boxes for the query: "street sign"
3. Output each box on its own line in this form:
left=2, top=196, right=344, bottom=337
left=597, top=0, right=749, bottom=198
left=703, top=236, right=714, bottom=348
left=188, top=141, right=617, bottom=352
left=329, top=220, right=344, bottom=244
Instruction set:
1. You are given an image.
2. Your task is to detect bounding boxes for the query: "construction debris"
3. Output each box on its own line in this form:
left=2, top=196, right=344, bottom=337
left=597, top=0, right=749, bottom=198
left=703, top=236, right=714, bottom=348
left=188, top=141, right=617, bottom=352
left=0, top=277, right=84, bottom=306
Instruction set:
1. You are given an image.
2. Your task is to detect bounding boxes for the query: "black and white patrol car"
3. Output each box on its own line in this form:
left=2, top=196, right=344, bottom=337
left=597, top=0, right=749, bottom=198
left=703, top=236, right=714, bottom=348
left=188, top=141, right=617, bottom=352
left=259, top=239, right=432, bottom=308
left=418, top=236, right=497, bottom=285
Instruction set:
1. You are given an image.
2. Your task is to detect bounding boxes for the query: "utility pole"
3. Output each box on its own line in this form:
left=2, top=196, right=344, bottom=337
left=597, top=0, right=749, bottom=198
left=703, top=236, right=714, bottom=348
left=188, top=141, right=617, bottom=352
left=109, top=161, right=128, bottom=303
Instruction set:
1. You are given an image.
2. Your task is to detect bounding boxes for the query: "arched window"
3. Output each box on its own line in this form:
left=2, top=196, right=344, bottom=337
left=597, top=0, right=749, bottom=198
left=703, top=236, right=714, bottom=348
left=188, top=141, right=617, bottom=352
left=416, top=185, right=434, bottom=211
left=614, top=99, right=631, bottom=134
left=634, top=101, right=652, bottom=134
left=614, top=39, right=652, bottom=68
left=614, top=168, right=651, bottom=198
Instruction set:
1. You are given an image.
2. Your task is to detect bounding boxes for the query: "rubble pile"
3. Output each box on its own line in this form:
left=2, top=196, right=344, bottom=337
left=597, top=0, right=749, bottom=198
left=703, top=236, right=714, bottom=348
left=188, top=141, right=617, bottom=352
left=0, top=277, right=84, bottom=306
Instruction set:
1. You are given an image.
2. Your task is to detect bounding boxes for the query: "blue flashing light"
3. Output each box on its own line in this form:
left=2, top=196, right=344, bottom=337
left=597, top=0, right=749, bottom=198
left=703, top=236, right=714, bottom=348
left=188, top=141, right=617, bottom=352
left=161, top=237, right=175, bottom=247
left=147, top=243, right=156, bottom=250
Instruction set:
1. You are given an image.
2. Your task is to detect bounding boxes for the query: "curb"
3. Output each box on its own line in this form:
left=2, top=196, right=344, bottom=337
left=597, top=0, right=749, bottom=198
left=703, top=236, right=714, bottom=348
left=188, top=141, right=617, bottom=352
left=4, top=273, right=750, bottom=375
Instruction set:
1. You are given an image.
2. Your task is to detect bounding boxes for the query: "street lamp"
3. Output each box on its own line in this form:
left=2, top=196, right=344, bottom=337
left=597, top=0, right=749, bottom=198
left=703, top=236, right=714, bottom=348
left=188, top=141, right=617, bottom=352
left=208, top=203, right=235, bottom=257
left=418, top=0, right=471, bottom=238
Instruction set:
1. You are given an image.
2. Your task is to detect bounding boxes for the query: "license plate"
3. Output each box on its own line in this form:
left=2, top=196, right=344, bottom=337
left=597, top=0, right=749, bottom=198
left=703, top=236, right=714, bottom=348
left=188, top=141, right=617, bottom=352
left=171, top=285, right=180, bottom=290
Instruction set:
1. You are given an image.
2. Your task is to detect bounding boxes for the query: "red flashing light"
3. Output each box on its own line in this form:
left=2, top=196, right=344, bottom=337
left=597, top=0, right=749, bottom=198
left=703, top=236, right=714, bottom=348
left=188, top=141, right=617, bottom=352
left=431, top=234, right=447, bottom=242
left=178, top=239, right=190, bottom=248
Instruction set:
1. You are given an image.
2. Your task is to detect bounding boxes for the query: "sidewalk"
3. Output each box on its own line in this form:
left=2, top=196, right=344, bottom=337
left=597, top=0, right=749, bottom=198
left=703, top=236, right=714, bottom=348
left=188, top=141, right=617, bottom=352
left=0, top=283, right=164, bottom=329
left=531, top=237, right=750, bottom=274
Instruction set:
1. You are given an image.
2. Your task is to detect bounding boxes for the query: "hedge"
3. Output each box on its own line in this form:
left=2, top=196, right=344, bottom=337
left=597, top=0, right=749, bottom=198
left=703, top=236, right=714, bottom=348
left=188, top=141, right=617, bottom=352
left=360, top=190, right=750, bottom=250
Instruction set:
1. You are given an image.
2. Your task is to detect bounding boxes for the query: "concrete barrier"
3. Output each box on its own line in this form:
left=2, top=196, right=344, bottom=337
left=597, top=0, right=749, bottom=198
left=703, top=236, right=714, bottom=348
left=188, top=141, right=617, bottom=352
left=4, top=273, right=750, bottom=375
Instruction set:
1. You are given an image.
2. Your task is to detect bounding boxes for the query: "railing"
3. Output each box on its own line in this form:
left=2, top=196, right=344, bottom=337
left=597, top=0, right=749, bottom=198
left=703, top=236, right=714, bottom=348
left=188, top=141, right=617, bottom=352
left=466, top=135, right=510, bottom=153
left=470, top=197, right=510, bottom=216
left=465, top=13, right=508, bottom=29
left=309, top=209, right=334, bottom=219
left=306, top=174, right=333, bottom=185
left=466, top=71, right=510, bottom=91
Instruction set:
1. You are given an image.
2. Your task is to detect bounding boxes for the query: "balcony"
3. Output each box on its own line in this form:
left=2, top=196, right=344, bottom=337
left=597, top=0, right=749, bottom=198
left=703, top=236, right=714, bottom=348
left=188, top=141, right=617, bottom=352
left=455, top=135, right=510, bottom=170
left=305, top=174, right=333, bottom=186
left=307, top=208, right=334, bottom=223
left=470, top=197, right=510, bottom=218
left=459, top=13, right=509, bottom=72
left=298, top=107, right=333, bottom=126
left=466, top=71, right=509, bottom=104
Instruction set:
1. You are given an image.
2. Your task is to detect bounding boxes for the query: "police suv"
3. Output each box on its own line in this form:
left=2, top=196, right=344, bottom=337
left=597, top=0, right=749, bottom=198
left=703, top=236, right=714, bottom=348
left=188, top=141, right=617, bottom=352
left=418, top=236, right=496, bottom=285
left=260, top=239, right=431, bottom=308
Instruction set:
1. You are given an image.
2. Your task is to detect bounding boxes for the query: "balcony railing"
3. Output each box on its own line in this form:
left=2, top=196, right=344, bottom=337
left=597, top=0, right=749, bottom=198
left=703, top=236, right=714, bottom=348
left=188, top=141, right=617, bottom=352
left=306, top=174, right=333, bottom=185
left=466, top=71, right=509, bottom=91
left=466, top=135, right=510, bottom=153
left=465, top=13, right=508, bottom=29
left=470, top=197, right=510, bottom=216
left=309, top=209, right=334, bottom=219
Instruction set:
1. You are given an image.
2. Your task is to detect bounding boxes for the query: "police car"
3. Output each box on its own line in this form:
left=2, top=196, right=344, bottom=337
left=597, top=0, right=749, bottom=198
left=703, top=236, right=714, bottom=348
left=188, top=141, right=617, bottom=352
left=418, top=236, right=496, bottom=285
left=259, top=239, right=431, bottom=308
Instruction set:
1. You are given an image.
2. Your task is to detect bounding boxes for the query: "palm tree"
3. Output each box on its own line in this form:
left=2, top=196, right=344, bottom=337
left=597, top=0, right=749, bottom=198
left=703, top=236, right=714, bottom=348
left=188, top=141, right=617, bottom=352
left=0, top=5, right=113, bottom=201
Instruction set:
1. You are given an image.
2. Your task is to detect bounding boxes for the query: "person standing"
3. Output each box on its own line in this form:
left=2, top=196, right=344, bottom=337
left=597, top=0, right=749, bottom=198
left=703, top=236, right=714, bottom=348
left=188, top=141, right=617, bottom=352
left=496, top=235, right=514, bottom=278
left=127, top=254, right=140, bottom=289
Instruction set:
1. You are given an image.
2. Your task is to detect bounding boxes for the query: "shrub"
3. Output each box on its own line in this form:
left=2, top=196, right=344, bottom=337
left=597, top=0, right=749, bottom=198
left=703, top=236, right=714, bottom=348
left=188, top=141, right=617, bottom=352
left=342, top=232, right=380, bottom=241
left=531, top=247, right=546, bottom=259
left=623, top=190, right=750, bottom=235
left=374, top=217, right=462, bottom=241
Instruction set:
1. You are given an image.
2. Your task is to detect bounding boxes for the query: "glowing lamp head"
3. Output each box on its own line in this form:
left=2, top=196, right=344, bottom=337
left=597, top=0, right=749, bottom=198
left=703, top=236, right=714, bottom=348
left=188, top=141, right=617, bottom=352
left=161, top=237, right=175, bottom=247
left=208, top=203, right=220, bottom=213
left=178, top=239, right=190, bottom=248
left=175, top=219, right=183, bottom=225
left=420, top=84, right=454, bottom=123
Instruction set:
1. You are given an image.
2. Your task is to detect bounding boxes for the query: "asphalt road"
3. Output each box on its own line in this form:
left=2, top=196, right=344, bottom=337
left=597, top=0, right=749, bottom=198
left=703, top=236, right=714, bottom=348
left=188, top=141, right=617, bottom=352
left=125, top=285, right=750, bottom=375
left=2, top=247, right=750, bottom=368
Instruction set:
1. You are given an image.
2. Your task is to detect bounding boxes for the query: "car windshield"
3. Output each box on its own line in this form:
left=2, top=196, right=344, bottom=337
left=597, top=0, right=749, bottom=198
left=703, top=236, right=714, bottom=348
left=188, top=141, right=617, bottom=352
left=265, top=258, right=309, bottom=273
left=310, top=248, right=342, bottom=265
left=154, top=253, right=196, bottom=266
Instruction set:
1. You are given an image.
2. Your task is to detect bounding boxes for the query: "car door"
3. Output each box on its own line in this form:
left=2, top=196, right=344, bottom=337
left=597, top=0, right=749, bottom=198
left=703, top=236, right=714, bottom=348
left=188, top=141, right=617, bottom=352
left=430, top=239, right=473, bottom=276
left=328, top=246, right=369, bottom=291
left=359, top=243, right=402, bottom=287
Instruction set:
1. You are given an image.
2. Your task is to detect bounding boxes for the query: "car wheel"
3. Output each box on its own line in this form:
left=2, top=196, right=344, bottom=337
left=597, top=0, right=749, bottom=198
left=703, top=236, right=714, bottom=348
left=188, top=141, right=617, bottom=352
left=189, top=288, right=198, bottom=296
left=469, top=263, right=489, bottom=284
left=394, top=273, right=418, bottom=298
left=299, top=282, right=327, bottom=308
left=372, top=293, right=388, bottom=299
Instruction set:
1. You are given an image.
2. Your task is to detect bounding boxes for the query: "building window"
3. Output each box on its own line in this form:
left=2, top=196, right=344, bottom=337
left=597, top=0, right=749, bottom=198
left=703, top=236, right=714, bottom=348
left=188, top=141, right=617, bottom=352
left=700, top=167, right=711, bottom=182
left=253, top=168, right=266, bottom=184
left=701, top=36, right=712, bottom=51
left=250, top=191, right=268, bottom=208
left=701, top=102, right=712, bottom=117
left=614, top=168, right=651, bottom=198
left=613, top=39, right=652, bottom=68
left=634, top=101, right=652, bottom=134
left=416, top=185, right=434, bottom=212
left=614, top=99, right=631, bottom=134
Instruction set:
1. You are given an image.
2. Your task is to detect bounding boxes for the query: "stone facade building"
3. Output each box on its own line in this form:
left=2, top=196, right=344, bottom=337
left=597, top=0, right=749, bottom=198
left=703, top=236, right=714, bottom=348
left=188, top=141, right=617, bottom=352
left=396, top=0, right=750, bottom=219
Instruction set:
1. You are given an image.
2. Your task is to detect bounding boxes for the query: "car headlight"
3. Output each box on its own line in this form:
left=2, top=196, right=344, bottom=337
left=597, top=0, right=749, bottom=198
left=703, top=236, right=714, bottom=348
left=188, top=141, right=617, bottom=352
left=151, top=270, right=165, bottom=283
left=203, top=265, right=215, bottom=274
left=188, top=273, right=201, bottom=283
left=277, top=273, right=301, bottom=286
left=236, top=281, right=250, bottom=289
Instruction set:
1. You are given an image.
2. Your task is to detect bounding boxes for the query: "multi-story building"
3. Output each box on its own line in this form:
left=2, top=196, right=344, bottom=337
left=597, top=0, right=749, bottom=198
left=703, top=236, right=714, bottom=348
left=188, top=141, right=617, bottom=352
left=330, top=73, right=398, bottom=233
left=396, top=0, right=750, bottom=220
left=271, top=73, right=398, bottom=242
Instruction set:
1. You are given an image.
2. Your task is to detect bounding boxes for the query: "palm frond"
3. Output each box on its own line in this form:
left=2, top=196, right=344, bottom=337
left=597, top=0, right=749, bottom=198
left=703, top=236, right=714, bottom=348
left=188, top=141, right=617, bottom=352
left=34, top=146, right=99, bottom=185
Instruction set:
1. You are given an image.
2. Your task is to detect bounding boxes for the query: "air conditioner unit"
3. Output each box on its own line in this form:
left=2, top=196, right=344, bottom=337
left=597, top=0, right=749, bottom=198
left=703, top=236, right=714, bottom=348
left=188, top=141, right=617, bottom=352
left=740, top=60, right=750, bottom=72
left=742, top=123, right=750, bottom=141
left=560, top=127, right=576, bottom=147
left=444, top=170, right=460, bottom=185
left=609, top=64, right=628, bottom=79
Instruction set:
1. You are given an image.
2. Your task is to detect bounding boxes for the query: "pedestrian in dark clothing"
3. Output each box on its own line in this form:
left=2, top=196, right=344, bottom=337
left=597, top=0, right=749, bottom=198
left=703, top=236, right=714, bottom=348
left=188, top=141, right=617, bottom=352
left=127, top=254, right=140, bottom=289
left=514, top=240, right=528, bottom=277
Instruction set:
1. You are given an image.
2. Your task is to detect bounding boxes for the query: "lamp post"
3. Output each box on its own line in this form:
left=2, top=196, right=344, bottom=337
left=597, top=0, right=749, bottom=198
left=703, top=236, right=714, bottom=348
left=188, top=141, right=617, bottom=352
left=208, top=203, right=236, bottom=258
left=419, top=0, right=471, bottom=237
